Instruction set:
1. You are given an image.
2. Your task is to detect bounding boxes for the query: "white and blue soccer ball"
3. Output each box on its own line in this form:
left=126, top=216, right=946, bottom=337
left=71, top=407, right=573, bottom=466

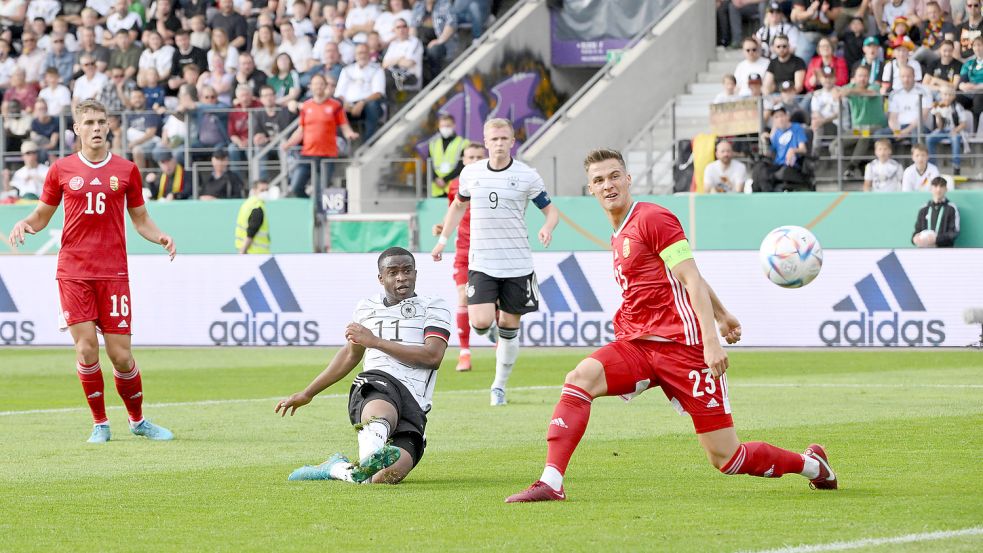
left=759, top=226, right=823, bottom=288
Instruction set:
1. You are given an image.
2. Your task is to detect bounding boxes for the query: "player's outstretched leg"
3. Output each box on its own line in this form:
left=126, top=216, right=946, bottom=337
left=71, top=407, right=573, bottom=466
left=506, top=358, right=604, bottom=503
left=700, top=428, right=836, bottom=489
left=350, top=404, right=401, bottom=483
left=288, top=453, right=354, bottom=482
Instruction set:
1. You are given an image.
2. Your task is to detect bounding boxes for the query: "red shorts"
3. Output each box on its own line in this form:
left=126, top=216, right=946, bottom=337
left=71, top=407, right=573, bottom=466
left=58, top=279, right=133, bottom=335
left=590, top=338, right=733, bottom=434
left=452, top=252, right=469, bottom=286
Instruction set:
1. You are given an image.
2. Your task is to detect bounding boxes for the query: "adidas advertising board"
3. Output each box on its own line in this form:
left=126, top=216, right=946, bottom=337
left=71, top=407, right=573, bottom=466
left=0, top=250, right=979, bottom=347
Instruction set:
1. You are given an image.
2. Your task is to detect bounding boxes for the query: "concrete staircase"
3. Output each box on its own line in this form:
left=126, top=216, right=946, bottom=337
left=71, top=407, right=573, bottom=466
left=625, top=47, right=744, bottom=194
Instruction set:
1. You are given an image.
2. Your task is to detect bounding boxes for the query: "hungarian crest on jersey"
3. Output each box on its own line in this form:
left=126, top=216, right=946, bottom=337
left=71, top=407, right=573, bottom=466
left=622, top=237, right=631, bottom=258
left=109, top=175, right=119, bottom=191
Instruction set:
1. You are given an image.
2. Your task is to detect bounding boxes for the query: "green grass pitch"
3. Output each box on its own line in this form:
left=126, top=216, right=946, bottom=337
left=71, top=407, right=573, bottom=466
left=1, top=347, right=981, bottom=552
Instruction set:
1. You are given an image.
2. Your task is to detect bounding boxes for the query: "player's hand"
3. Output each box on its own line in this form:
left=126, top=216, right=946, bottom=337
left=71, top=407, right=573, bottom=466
left=275, top=392, right=312, bottom=417
left=8, top=220, right=37, bottom=247
left=431, top=242, right=445, bottom=262
left=159, top=234, right=176, bottom=261
left=717, top=313, right=742, bottom=345
left=345, top=323, right=378, bottom=347
left=432, top=223, right=444, bottom=236
left=704, top=342, right=729, bottom=378
left=539, top=227, right=553, bottom=248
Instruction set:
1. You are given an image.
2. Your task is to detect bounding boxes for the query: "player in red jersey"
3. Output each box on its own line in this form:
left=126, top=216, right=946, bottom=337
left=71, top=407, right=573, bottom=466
left=431, top=143, right=486, bottom=372
left=7, top=99, right=176, bottom=443
left=506, top=148, right=836, bottom=502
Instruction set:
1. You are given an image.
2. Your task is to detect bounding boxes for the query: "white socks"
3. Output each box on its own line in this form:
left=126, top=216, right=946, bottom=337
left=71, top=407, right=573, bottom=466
left=540, top=466, right=563, bottom=491
left=357, top=419, right=391, bottom=465
left=492, top=327, right=519, bottom=390
left=329, top=461, right=355, bottom=482
left=800, top=455, right=820, bottom=479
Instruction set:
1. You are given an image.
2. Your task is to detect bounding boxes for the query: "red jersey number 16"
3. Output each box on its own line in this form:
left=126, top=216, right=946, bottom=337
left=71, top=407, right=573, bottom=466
left=615, top=265, right=628, bottom=291
left=84, top=192, right=106, bottom=215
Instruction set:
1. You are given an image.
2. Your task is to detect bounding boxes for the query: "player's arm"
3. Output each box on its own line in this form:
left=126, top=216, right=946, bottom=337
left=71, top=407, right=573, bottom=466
left=431, top=196, right=467, bottom=261
left=537, top=201, right=560, bottom=247
left=345, top=322, right=448, bottom=371
left=664, top=244, right=731, bottom=378
left=7, top=201, right=58, bottom=248
left=128, top=205, right=176, bottom=260
left=275, top=341, right=367, bottom=416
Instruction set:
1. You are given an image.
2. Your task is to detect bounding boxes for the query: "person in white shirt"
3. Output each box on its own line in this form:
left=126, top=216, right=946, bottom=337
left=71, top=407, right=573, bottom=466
left=337, top=43, right=387, bottom=138
left=880, top=44, right=922, bottom=93
left=735, top=37, right=772, bottom=96
left=138, top=30, right=175, bottom=82
left=382, top=18, right=423, bottom=92
left=432, top=118, right=561, bottom=407
left=71, top=54, right=109, bottom=107
left=289, top=0, right=316, bottom=38
left=15, top=30, right=46, bottom=84
left=902, top=144, right=944, bottom=191
left=810, top=66, right=840, bottom=155
left=26, top=0, right=59, bottom=25
left=713, top=74, right=743, bottom=104
left=704, top=141, right=748, bottom=193
left=755, top=2, right=801, bottom=58
left=375, top=0, right=414, bottom=45
left=864, top=139, right=905, bottom=191
left=9, top=140, right=49, bottom=199
left=346, top=0, right=381, bottom=44
left=886, top=65, right=931, bottom=138
left=276, top=21, right=314, bottom=73
left=37, top=67, right=71, bottom=116
left=275, top=248, right=452, bottom=485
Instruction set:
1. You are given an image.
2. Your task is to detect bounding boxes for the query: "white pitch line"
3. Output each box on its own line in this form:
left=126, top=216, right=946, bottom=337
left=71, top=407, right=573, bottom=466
left=0, top=382, right=980, bottom=417
left=740, top=526, right=983, bottom=553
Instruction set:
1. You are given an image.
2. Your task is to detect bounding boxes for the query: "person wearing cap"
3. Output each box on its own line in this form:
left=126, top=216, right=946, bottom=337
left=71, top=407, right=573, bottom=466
left=790, top=0, right=842, bottom=62
left=6, top=141, right=49, bottom=200
left=885, top=17, right=919, bottom=60
left=236, top=179, right=271, bottom=254
left=912, top=176, right=960, bottom=247
left=201, top=147, right=245, bottom=200
left=756, top=3, right=802, bottom=59
left=811, top=66, right=842, bottom=154
left=853, top=36, right=887, bottom=86
left=745, top=72, right=766, bottom=99
left=735, top=37, right=772, bottom=96
left=767, top=79, right=809, bottom=124
left=805, top=37, right=849, bottom=91
left=877, top=0, right=920, bottom=35
left=881, top=38, right=923, bottom=93
left=765, top=34, right=807, bottom=94
left=923, top=39, right=963, bottom=91
left=146, top=148, right=191, bottom=200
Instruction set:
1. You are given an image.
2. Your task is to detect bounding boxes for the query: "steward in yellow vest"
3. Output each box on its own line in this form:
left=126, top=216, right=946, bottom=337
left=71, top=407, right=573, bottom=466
left=428, top=114, right=469, bottom=197
left=236, top=180, right=271, bottom=254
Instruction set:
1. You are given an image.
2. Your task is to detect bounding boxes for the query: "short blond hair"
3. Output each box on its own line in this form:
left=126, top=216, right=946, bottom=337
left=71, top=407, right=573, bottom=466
left=483, top=118, right=514, bottom=135
left=583, top=148, right=626, bottom=172
left=73, top=98, right=108, bottom=119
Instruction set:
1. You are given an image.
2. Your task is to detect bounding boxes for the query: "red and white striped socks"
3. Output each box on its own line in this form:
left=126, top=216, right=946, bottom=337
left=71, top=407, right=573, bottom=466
left=720, top=441, right=818, bottom=479
left=113, top=362, right=144, bottom=425
left=77, top=360, right=107, bottom=425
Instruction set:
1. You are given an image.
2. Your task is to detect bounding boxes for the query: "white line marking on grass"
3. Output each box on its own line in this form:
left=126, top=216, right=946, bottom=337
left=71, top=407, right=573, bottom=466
left=0, top=382, right=979, bottom=417
left=740, top=526, right=983, bottom=553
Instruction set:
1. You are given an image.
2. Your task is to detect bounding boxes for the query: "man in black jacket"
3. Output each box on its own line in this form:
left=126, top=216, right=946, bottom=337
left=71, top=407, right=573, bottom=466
left=912, top=177, right=960, bottom=248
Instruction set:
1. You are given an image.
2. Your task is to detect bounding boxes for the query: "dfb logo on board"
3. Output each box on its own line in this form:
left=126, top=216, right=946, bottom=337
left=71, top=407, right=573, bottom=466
left=818, top=252, right=944, bottom=346
left=0, top=273, right=36, bottom=345
left=209, top=259, right=319, bottom=346
left=520, top=255, right=614, bottom=346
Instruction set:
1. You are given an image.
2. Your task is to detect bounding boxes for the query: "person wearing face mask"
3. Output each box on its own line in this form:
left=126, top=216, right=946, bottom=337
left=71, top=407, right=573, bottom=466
left=427, top=114, right=469, bottom=198
left=236, top=179, right=272, bottom=254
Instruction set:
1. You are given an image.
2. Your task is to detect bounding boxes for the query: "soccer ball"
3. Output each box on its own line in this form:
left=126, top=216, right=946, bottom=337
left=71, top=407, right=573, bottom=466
left=759, top=226, right=823, bottom=288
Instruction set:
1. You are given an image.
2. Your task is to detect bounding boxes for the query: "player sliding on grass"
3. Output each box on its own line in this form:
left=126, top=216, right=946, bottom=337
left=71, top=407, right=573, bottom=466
left=506, top=149, right=837, bottom=503
left=7, top=99, right=176, bottom=443
left=276, top=248, right=452, bottom=484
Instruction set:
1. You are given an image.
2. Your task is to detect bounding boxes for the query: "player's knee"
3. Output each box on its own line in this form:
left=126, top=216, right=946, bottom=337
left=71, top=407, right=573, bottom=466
left=74, top=339, right=99, bottom=364
left=105, top=348, right=133, bottom=370
left=564, top=359, right=605, bottom=397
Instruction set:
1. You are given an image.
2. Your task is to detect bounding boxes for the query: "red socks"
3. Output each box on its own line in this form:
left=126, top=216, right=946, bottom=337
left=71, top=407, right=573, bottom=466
left=456, top=306, right=470, bottom=349
left=721, top=441, right=805, bottom=478
left=77, top=361, right=107, bottom=424
left=113, top=362, right=144, bottom=423
left=545, top=384, right=593, bottom=474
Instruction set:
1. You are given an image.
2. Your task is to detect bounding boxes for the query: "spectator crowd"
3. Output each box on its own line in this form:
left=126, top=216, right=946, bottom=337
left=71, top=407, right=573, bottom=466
left=1, top=0, right=498, bottom=201
left=712, top=0, right=983, bottom=193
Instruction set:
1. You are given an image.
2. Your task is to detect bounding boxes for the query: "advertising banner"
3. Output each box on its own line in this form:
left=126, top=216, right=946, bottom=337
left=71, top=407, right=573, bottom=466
left=1, top=250, right=980, bottom=347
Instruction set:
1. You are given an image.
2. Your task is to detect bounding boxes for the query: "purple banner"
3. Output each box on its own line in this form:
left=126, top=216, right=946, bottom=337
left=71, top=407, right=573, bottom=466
left=550, top=10, right=630, bottom=67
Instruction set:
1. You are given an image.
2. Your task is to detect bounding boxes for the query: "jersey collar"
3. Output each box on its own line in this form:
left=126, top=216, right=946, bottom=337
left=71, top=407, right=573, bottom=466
left=612, top=201, right=638, bottom=238
left=77, top=151, right=113, bottom=169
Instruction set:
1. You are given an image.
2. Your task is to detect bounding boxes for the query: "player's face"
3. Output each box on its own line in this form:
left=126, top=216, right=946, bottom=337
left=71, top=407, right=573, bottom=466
left=378, top=255, right=417, bottom=301
left=462, top=148, right=485, bottom=166
left=483, top=125, right=514, bottom=158
left=587, top=158, right=632, bottom=213
left=73, top=109, right=110, bottom=151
